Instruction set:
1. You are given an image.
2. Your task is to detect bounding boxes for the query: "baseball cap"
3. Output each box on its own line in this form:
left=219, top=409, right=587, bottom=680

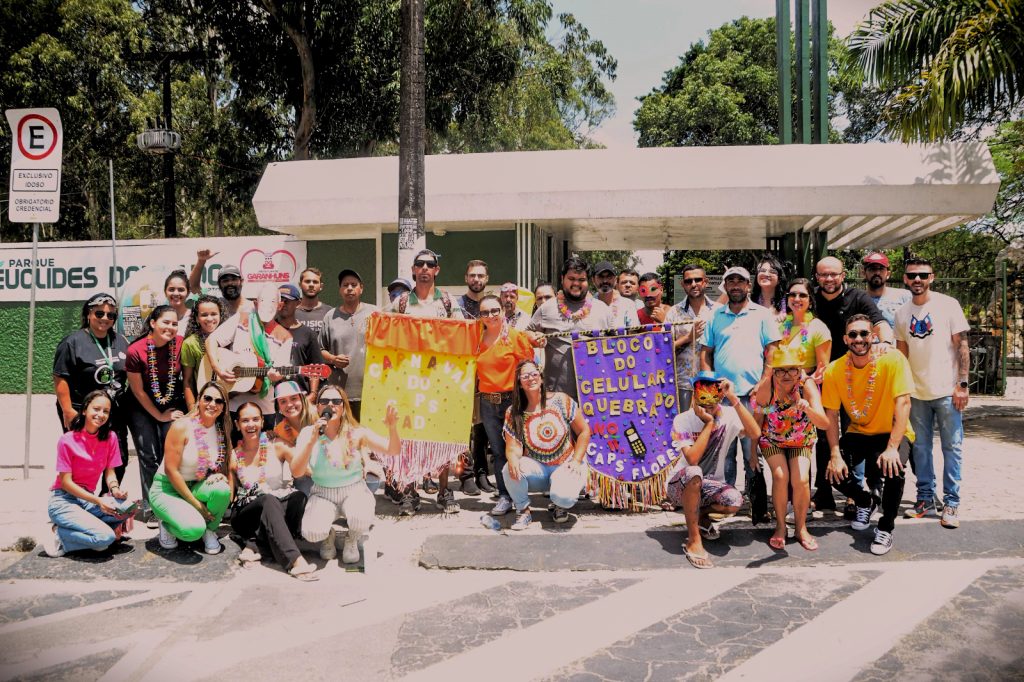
left=414, top=248, right=441, bottom=264
left=337, top=268, right=363, bottom=284
left=693, top=370, right=720, bottom=385
left=593, top=261, right=616, bottom=276
left=862, top=252, right=890, bottom=268
left=387, top=277, right=413, bottom=292
left=217, top=265, right=242, bottom=282
left=278, top=284, right=301, bottom=301
left=722, top=266, right=750, bottom=282
left=274, top=381, right=305, bottom=401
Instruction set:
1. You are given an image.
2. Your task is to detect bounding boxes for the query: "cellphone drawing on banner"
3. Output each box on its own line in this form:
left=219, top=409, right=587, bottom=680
left=625, top=421, right=647, bottom=459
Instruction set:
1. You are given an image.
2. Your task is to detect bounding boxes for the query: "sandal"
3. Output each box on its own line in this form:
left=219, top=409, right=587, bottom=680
left=698, top=521, right=720, bottom=541
left=684, top=548, right=714, bottom=569
left=768, top=535, right=787, bottom=551
left=658, top=499, right=676, bottom=511
left=798, top=535, right=819, bottom=551
left=290, top=570, right=319, bottom=582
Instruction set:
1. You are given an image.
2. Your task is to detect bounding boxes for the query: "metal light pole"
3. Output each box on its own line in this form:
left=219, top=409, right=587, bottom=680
left=397, top=0, right=427, bottom=277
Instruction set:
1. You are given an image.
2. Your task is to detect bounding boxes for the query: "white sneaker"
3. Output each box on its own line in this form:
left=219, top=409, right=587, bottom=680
left=43, top=526, right=65, bottom=557
left=158, top=521, right=178, bottom=550
left=870, top=528, right=894, bottom=555
left=319, top=528, right=337, bottom=561
left=342, top=532, right=361, bottom=564
left=202, top=529, right=222, bottom=555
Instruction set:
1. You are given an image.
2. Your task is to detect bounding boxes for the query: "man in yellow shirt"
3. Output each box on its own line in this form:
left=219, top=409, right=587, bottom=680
left=821, top=314, right=916, bottom=556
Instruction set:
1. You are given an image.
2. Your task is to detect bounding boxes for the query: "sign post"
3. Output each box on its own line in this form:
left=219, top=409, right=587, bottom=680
left=6, top=107, right=63, bottom=479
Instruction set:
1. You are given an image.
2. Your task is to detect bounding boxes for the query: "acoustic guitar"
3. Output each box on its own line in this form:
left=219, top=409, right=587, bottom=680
left=197, top=348, right=331, bottom=395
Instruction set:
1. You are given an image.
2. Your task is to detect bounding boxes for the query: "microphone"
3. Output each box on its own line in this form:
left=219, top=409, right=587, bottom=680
left=319, top=406, right=334, bottom=435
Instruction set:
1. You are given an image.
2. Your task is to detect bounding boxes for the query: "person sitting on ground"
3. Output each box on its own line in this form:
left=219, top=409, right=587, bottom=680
left=290, top=386, right=398, bottom=563
left=44, top=390, right=132, bottom=557
left=502, top=360, right=591, bottom=530
left=753, top=347, right=830, bottom=552
left=149, top=381, right=234, bottom=554
left=666, top=371, right=760, bottom=569
left=230, top=402, right=317, bottom=581
left=271, top=380, right=317, bottom=495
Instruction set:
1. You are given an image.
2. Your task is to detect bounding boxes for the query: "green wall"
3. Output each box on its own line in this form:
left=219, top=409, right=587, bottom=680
left=305, top=239, right=377, bottom=308
left=0, top=301, right=80, bottom=393
left=381, top=231, right=516, bottom=285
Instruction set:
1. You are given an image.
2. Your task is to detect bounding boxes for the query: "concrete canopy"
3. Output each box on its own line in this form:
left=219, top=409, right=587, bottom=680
left=252, top=142, right=999, bottom=251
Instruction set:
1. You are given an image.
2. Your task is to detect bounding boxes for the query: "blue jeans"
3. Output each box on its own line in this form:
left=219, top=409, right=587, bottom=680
left=479, top=395, right=513, bottom=498
left=723, top=394, right=754, bottom=491
left=910, top=396, right=963, bottom=507
left=502, top=459, right=581, bottom=512
left=47, top=490, right=121, bottom=553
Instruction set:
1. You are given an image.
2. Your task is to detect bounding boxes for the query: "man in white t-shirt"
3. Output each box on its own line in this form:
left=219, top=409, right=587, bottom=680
left=666, top=371, right=760, bottom=569
left=895, top=257, right=970, bottom=529
left=593, top=261, right=640, bottom=329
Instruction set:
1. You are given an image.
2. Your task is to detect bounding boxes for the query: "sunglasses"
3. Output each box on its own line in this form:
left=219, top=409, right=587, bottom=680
left=846, top=330, right=872, bottom=339
left=786, top=292, right=810, bottom=299
left=682, top=278, right=705, bottom=285
left=318, top=398, right=344, bottom=406
left=413, top=260, right=437, bottom=269
left=520, top=371, right=541, bottom=380
left=905, top=272, right=932, bottom=280
left=480, top=308, right=502, bottom=317
left=92, top=310, right=118, bottom=320
left=201, top=394, right=225, bottom=406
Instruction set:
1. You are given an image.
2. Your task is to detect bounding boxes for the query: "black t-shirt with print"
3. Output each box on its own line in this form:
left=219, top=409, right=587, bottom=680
left=814, top=286, right=886, bottom=361
left=52, top=328, right=130, bottom=408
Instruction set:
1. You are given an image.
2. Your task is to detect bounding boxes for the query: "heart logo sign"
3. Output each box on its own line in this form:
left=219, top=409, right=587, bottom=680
left=238, top=248, right=298, bottom=297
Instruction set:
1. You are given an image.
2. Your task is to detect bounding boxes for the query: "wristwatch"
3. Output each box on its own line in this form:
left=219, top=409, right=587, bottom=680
left=958, top=381, right=969, bottom=389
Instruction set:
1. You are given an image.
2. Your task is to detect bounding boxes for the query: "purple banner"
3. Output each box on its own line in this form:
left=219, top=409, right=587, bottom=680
left=573, top=330, right=680, bottom=506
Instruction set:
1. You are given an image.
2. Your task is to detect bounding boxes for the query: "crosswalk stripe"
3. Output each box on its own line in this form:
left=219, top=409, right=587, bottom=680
left=398, top=568, right=751, bottom=682
left=717, top=559, right=998, bottom=682
left=0, top=586, right=188, bottom=636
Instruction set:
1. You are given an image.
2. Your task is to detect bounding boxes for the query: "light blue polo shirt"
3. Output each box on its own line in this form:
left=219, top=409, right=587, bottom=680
left=701, top=301, right=782, bottom=396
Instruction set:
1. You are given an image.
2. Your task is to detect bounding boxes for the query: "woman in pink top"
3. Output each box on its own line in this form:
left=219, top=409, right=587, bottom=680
left=44, top=390, right=131, bottom=557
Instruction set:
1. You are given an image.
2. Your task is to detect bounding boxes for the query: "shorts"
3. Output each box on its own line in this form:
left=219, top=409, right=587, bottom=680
left=666, top=465, right=743, bottom=510
left=760, top=445, right=813, bottom=460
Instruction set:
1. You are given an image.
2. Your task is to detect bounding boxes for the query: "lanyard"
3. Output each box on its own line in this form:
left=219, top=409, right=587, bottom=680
left=89, top=331, right=114, bottom=372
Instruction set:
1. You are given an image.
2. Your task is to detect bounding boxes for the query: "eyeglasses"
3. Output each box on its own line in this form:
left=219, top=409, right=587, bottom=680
left=201, top=395, right=225, bottom=406
left=682, top=278, right=705, bottom=285
left=816, top=272, right=843, bottom=279
left=92, top=310, right=118, bottom=320
left=786, top=292, right=810, bottom=299
left=519, top=371, right=541, bottom=381
left=480, top=308, right=502, bottom=317
left=773, top=367, right=801, bottom=376
left=413, top=260, right=437, bottom=269
left=318, top=398, right=344, bottom=406
left=846, top=330, right=872, bottom=339
left=905, top=272, right=932, bottom=280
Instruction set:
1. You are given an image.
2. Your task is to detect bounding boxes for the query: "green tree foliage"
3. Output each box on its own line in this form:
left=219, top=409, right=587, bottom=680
left=579, top=250, right=638, bottom=274
left=848, top=0, right=1024, bottom=143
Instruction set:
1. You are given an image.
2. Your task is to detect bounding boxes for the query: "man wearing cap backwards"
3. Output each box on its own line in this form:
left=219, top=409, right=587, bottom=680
left=701, top=265, right=781, bottom=492
left=529, top=255, right=614, bottom=399
left=294, top=267, right=333, bottom=337
left=499, top=283, right=531, bottom=330
left=666, top=370, right=759, bottom=569
left=593, top=262, right=640, bottom=328
left=319, top=269, right=379, bottom=422
left=189, top=249, right=244, bottom=318
left=205, top=283, right=292, bottom=429
left=822, top=314, right=916, bottom=555
left=387, top=278, right=413, bottom=303
left=276, top=283, right=323, bottom=396
left=862, top=252, right=911, bottom=329
left=386, top=249, right=465, bottom=514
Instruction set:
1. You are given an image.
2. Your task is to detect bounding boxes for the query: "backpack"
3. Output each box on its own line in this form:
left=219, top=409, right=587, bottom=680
left=397, top=290, right=453, bottom=318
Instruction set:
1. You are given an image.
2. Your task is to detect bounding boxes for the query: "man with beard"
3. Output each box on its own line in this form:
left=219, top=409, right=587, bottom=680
left=666, top=264, right=718, bottom=412
left=637, top=272, right=671, bottom=328
left=386, top=249, right=465, bottom=515
left=822, top=314, right=916, bottom=555
left=616, top=268, right=643, bottom=310
left=320, top=269, right=378, bottom=421
left=189, top=250, right=244, bottom=318
left=529, top=256, right=614, bottom=399
left=499, top=283, right=531, bottom=330
left=276, top=283, right=323, bottom=396
left=456, top=260, right=492, bottom=496
left=701, top=266, right=781, bottom=491
left=593, top=262, right=640, bottom=328
left=457, top=260, right=488, bottom=320
left=294, top=268, right=333, bottom=337
left=862, top=253, right=911, bottom=329
left=896, top=257, right=970, bottom=528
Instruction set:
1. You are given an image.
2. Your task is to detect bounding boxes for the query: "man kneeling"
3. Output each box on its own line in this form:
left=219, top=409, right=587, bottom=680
left=667, top=371, right=761, bottom=568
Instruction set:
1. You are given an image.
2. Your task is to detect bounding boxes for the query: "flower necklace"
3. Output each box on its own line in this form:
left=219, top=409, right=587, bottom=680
left=845, top=355, right=878, bottom=422
left=236, top=432, right=269, bottom=488
left=192, top=417, right=225, bottom=480
left=781, top=312, right=813, bottom=345
left=146, top=336, right=178, bottom=406
left=556, top=291, right=592, bottom=323
left=763, top=385, right=800, bottom=415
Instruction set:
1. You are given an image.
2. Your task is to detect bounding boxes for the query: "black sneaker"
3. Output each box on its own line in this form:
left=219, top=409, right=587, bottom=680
left=399, top=493, right=419, bottom=516
left=384, top=481, right=403, bottom=504
left=422, top=478, right=438, bottom=494
left=460, top=476, right=480, bottom=496
left=551, top=506, right=570, bottom=523
left=476, top=473, right=496, bottom=494
left=438, top=489, right=460, bottom=513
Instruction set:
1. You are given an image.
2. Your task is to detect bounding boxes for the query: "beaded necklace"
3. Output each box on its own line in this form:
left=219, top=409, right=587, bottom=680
left=845, top=355, right=878, bottom=422
left=236, top=432, right=269, bottom=488
left=762, top=384, right=800, bottom=415
left=192, top=417, right=225, bottom=480
left=781, top=312, right=813, bottom=345
left=146, top=336, right=178, bottom=406
left=556, top=291, right=592, bottom=323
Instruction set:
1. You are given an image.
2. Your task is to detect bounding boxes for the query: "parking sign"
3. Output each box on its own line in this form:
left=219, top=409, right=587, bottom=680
left=6, top=108, right=63, bottom=223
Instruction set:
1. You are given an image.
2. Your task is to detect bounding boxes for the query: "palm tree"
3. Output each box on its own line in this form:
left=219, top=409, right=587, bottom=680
left=848, top=0, right=1023, bottom=142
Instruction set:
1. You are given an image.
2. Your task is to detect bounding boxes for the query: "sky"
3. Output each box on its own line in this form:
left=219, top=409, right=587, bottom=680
left=548, top=0, right=879, bottom=272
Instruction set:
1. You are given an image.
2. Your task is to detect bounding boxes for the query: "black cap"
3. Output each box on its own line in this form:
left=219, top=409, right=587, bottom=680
left=593, top=261, right=616, bottom=276
left=337, top=268, right=362, bottom=283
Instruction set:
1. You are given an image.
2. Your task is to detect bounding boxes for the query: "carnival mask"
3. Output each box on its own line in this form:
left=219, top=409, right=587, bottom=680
left=693, top=381, right=723, bottom=407
left=256, top=283, right=279, bottom=324
left=638, top=283, right=661, bottom=298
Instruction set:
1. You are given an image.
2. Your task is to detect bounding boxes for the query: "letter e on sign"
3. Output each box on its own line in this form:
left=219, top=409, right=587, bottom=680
left=6, top=108, right=63, bottom=223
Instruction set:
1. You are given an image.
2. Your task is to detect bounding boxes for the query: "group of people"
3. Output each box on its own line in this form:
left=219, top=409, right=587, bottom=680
left=44, top=246, right=970, bottom=573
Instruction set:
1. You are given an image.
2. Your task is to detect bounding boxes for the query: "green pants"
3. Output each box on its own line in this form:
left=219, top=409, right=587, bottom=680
left=149, top=473, right=231, bottom=542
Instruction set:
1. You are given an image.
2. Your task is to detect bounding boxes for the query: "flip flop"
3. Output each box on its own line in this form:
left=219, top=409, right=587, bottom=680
left=698, top=522, right=720, bottom=541
left=798, top=535, right=819, bottom=551
left=768, top=535, right=787, bottom=551
left=290, top=570, right=320, bottom=582
left=684, top=548, right=714, bottom=569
